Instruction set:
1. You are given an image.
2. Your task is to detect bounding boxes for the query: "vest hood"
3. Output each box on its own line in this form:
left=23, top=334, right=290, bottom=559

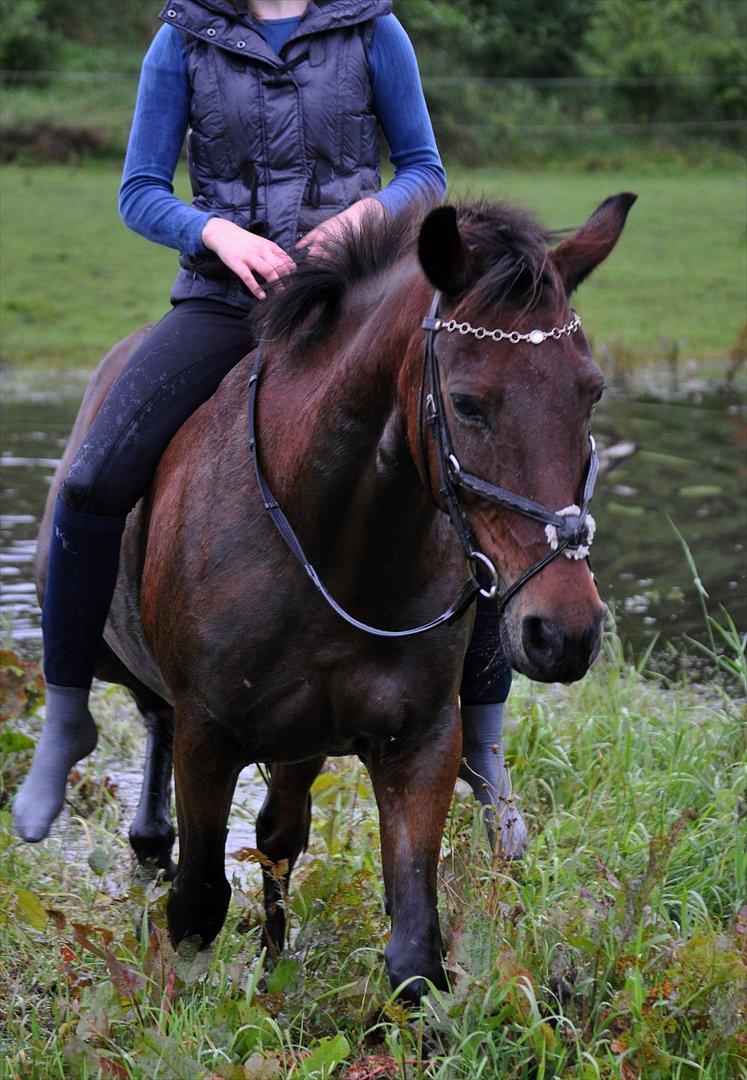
left=188, top=0, right=392, bottom=37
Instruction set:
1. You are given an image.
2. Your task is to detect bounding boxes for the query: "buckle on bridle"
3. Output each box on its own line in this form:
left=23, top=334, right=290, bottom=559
left=469, top=550, right=499, bottom=599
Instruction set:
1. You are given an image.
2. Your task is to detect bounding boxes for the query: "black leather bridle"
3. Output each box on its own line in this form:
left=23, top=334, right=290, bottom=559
left=247, top=290, right=599, bottom=638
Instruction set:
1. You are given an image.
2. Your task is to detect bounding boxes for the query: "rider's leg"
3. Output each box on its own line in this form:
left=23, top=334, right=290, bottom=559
left=459, top=595, right=527, bottom=858
left=13, top=299, right=256, bottom=842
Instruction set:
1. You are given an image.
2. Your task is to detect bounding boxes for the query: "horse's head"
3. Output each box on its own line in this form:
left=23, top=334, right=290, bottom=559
left=411, top=194, right=636, bottom=683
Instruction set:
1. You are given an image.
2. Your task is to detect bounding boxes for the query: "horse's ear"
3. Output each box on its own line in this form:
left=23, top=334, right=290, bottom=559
left=418, top=206, right=474, bottom=296
left=551, top=192, right=637, bottom=295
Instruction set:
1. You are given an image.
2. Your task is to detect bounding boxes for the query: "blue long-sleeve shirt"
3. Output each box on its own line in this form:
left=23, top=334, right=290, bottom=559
left=119, top=13, right=446, bottom=256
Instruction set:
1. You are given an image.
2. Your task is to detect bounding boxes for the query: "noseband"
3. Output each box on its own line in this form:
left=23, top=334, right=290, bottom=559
left=247, top=291, right=599, bottom=638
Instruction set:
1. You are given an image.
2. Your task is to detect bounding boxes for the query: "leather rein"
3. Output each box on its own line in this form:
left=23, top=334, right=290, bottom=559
left=247, top=290, right=599, bottom=638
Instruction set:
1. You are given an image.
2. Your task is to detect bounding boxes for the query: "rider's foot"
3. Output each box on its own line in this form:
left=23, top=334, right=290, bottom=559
left=12, top=685, right=98, bottom=842
left=459, top=702, right=528, bottom=860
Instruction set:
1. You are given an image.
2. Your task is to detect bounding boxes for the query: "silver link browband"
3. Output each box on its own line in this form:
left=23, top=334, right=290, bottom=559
left=437, top=311, right=581, bottom=345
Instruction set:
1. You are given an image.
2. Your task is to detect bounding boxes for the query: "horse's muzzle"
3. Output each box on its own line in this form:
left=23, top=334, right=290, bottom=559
left=519, top=609, right=606, bottom=683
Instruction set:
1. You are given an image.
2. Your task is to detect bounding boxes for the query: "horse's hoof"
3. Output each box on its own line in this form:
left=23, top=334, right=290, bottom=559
left=384, top=933, right=447, bottom=1004
left=167, top=877, right=231, bottom=948
left=129, top=817, right=176, bottom=874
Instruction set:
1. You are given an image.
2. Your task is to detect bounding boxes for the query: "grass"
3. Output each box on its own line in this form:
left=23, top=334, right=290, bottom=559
left=0, top=72, right=141, bottom=159
left=1, top=629, right=744, bottom=1079
left=1, top=163, right=745, bottom=369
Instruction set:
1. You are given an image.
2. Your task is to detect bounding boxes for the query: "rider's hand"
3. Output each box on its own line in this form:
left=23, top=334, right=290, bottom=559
left=295, top=197, right=385, bottom=259
left=201, top=217, right=297, bottom=300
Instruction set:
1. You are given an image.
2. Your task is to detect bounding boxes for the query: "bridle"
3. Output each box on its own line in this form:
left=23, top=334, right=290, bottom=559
left=417, top=290, right=598, bottom=614
left=247, top=290, right=599, bottom=638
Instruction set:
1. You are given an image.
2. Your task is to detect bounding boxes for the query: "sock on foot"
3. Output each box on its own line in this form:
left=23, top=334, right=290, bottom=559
left=459, top=701, right=527, bottom=859
left=12, top=684, right=98, bottom=842
left=459, top=702, right=509, bottom=804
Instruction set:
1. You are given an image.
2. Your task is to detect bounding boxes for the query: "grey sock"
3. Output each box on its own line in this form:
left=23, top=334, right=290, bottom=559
left=12, top=684, right=98, bottom=842
left=459, top=703, right=509, bottom=803
left=459, top=702, right=527, bottom=859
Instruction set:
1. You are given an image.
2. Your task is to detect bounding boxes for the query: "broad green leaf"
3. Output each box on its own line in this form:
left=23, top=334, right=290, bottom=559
left=265, top=956, right=300, bottom=994
left=0, top=729, right=35, bottom=753
left=15, top=888, right=48, bottom=930
left=297, top=1034, right=350, bottom=1077
left=310, top=773, right=340, bottom=796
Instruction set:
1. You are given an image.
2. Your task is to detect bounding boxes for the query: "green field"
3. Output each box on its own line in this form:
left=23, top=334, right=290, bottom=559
left=1, top=164, right=744, bottom=369
left=1, top=631, right=744, bottom=1078
left=2, top=161, right=745, bottom=1074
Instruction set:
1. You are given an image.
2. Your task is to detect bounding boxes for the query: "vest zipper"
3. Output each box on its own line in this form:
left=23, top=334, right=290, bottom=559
left=307, top=161, right=321, bottom=209
left=242, top=163, right=259, bottom=220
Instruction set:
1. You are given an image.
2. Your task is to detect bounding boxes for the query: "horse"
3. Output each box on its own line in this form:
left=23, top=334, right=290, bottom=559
left=36, top=192, right=635, bottom=1001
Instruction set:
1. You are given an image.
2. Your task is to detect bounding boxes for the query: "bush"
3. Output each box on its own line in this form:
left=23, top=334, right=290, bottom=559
left=0, top=0, right=61, bottom=84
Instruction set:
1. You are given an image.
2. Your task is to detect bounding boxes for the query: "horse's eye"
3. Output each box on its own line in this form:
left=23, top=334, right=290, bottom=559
left=591, top=383, right=605, bottom=407
left=451, top=393, right=489, bottom=427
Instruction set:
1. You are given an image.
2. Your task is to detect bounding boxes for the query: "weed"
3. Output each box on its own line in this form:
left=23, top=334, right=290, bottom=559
left=0, top=634, right=743, bottom=1077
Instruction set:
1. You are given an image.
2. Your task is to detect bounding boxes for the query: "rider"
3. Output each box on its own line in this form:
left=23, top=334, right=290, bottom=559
left=13, top=0, right=524, bottom=853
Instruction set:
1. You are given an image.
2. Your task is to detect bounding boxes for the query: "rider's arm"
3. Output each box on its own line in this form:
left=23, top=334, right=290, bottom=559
left=119, top=17, right=447, bottom=256
left=118, top=25, right=213, bottom=256
left=368, top=14, right=447, bottom=213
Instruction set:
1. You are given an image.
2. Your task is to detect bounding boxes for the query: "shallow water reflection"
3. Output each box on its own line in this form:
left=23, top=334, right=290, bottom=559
left=2, top=381, right=744, bottom=675
left=3, top=378, right=744, bottom=865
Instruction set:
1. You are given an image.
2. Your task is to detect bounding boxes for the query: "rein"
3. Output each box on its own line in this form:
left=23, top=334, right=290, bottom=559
left=247, top=290, right=599, bottom=638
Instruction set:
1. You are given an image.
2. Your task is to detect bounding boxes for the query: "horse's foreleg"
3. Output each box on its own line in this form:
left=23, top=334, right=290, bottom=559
left=367, top=708, right=461, bottom=1003
left=256, top=756, right=326, bottom=958
left=167, top=708, right=243, bottom=948
left=128, top=703, right=176, bottom=878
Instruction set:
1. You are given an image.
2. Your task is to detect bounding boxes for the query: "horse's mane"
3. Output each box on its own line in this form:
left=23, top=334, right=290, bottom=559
left=251, top=197, right=554, bottom=347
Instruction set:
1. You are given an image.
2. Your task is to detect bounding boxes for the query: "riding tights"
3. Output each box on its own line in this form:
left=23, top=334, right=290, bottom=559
left=44, top=298, right=511, bottom=703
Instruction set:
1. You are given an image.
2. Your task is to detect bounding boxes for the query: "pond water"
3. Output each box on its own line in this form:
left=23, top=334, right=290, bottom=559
left=2, top=376, right=744, bottom=871
left=3, top=379, right=744, bottom=676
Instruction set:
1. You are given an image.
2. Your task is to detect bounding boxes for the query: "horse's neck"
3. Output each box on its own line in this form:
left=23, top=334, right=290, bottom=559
left=265, top=262, right=444, bottom=571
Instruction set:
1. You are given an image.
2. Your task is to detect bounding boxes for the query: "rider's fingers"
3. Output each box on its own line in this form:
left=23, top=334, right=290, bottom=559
left=264, top=239, right=297, bottom=267
left=253, top=258, right=284, bottom=286
left=296, top=227, right=325, bottom=251
left=305, top=237, right=330, bottom=259
left=226, top=259, right=266, bottom=300
left=254, top=255, right=297, bottom=287
left=275, top=253, right=298, bottom=276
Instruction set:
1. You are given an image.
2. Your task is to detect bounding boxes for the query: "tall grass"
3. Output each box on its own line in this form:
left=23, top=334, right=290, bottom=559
left=1, top=613, right=743, bottom=1078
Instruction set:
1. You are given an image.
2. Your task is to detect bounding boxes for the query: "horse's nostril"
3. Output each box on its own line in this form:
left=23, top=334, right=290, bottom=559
left=520, top=612, right=605, bottom=682
left=522, top=615, right=564, bottom=663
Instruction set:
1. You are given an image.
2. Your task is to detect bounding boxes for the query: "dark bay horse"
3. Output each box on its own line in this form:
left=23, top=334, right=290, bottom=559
left=36, top=193, right=634, bottom=1001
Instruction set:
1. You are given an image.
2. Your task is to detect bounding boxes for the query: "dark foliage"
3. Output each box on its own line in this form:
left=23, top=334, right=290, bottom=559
left=2, top=0, right=743, bottom=164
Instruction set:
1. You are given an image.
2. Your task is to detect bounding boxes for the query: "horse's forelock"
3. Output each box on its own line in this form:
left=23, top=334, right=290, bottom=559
left=458, top=200, right=557, bottom=316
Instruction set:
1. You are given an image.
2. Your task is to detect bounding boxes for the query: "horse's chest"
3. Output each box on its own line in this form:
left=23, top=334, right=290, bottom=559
left=208, top=633, right=464, bottom=762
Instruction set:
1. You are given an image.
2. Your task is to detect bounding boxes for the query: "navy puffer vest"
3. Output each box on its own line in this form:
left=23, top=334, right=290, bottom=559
left=159, top=0, right=391, bottom=308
